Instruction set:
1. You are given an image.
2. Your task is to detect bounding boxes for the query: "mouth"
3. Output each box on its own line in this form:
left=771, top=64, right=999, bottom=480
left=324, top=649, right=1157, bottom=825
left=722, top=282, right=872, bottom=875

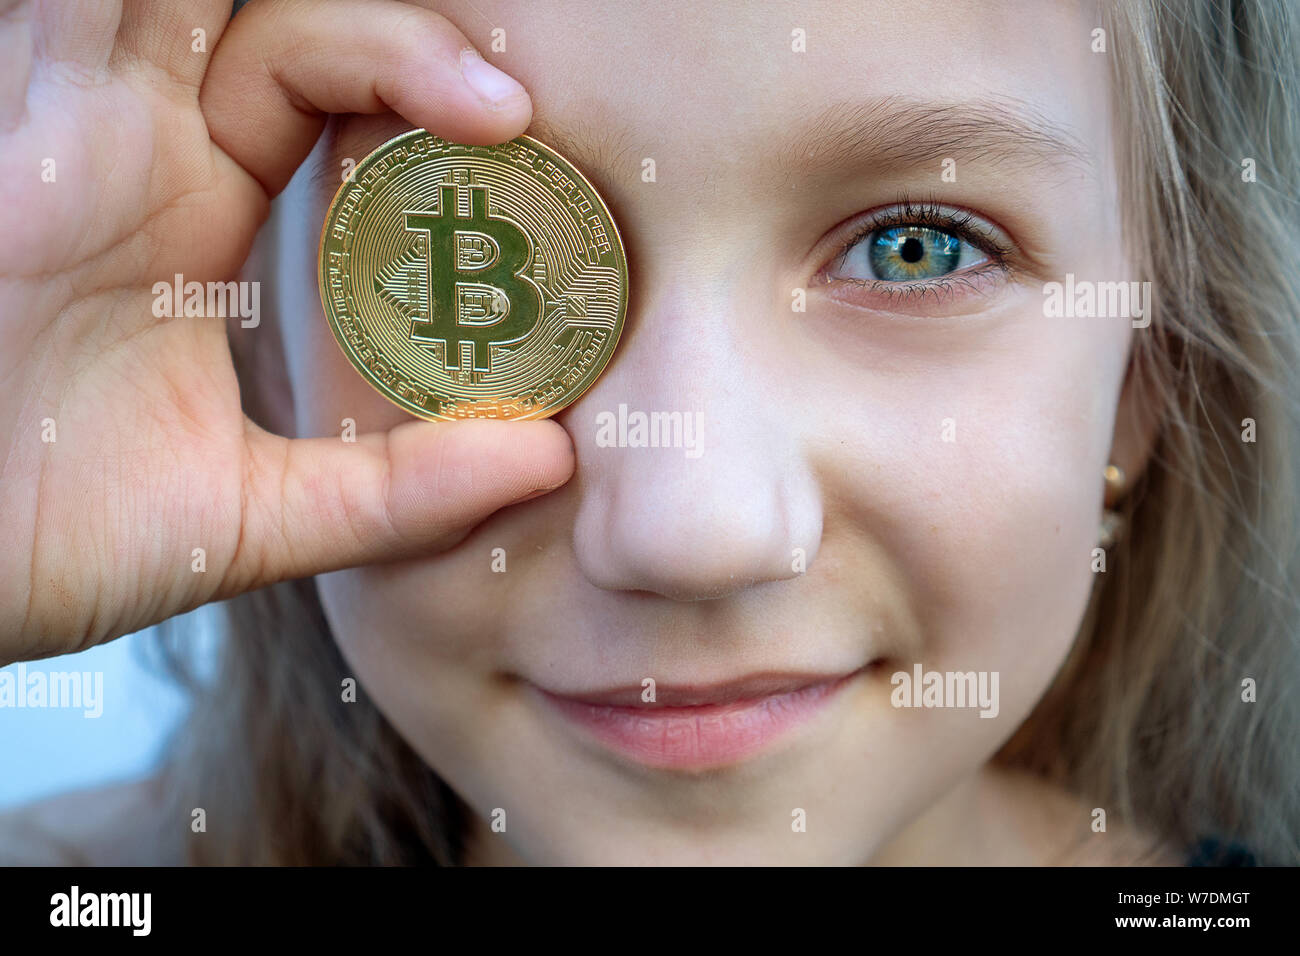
left=528, top=668, right=865, bottom=771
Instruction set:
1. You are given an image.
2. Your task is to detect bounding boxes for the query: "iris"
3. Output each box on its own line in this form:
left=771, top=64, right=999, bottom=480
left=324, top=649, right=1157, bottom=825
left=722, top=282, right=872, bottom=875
left=868, top=226, right=962, bottom=281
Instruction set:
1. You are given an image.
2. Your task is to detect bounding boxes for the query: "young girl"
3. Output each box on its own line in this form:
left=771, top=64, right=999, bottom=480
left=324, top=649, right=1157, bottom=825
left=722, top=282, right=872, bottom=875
left=1, top=0, right=1296, bottom=866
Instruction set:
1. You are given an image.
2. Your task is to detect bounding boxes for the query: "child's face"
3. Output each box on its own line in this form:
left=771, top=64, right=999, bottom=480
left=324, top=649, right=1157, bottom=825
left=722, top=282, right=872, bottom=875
left=272, top=0, right=1137, bottom=863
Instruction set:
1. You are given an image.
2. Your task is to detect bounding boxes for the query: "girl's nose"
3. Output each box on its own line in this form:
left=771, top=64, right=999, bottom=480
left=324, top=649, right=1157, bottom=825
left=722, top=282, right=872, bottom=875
left=563, top=282, right=823, bottom=602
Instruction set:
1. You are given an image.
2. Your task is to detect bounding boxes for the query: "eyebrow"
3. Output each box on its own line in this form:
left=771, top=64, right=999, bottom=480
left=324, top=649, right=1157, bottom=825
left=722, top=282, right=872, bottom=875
left=765, top=96, right=1096, bottom=183
left=527, top=95, right=1095, bottom=189
left=521, top=114, right=636, bottom=195
left=313, top=95, right=1094, bottom=197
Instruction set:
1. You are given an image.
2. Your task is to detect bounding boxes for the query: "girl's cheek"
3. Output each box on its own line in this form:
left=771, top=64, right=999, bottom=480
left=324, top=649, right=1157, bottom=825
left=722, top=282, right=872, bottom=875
left=809, top=307, right=1124, bottom=666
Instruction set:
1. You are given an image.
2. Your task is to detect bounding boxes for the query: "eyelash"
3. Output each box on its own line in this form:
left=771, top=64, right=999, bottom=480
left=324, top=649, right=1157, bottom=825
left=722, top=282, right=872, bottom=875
left=821, top=198, right=1014, bottom=305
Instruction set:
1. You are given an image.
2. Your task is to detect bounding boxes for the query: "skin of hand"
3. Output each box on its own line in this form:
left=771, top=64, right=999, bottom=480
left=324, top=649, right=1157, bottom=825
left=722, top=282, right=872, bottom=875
left=0, top=0, right=571, bottom=665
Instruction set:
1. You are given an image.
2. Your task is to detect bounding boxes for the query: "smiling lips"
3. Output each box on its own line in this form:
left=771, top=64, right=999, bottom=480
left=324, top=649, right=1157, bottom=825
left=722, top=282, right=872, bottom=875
left=532, top=670, right=860, bottom=770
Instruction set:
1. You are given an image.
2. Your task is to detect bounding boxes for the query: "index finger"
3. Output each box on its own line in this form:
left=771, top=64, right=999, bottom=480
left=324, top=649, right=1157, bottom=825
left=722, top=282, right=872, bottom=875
left=200, top=0, right=531, bottom=197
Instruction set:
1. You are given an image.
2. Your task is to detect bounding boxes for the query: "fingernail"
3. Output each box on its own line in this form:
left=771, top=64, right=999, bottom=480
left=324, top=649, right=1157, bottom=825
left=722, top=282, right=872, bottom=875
left=460, top=48, right=526, bottom=108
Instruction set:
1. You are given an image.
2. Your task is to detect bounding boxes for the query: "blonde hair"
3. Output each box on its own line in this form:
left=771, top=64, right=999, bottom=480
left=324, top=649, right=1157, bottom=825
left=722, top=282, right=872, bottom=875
left=158, top=0, right=1300, bottom=864
left=999, top=0, right=1300, bottom=864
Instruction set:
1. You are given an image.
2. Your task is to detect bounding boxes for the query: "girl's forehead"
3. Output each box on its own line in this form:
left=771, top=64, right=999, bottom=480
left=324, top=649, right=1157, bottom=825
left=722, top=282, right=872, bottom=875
left=415, top=0, right=1111, bottom=118
left=317, top=0, right=1111, bottom=203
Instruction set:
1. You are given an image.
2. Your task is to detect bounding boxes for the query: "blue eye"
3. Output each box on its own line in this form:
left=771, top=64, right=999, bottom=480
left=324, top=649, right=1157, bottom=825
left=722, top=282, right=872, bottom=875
left=833, top=224, right=989, bottom=283
left=871, top=227, right=960, bottom=280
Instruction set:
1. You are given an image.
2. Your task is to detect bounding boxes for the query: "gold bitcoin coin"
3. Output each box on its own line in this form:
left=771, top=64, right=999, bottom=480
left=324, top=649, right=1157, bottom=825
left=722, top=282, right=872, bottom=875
left=318, top=130, right=628, bottom=421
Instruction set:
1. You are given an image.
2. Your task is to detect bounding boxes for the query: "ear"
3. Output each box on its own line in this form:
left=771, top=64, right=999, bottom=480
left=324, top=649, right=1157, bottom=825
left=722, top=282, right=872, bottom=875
left=1105, top=342, right=1164, bottom=506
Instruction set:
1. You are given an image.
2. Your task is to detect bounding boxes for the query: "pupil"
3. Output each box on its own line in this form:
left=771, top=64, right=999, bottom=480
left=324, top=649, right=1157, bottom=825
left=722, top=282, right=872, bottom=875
left=899, top=236, right=924, bottom=263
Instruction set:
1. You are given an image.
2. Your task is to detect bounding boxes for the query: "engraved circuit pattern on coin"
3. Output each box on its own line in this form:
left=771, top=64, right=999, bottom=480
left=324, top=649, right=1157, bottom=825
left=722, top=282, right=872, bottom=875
left=319, top=130, right=628, bottom=420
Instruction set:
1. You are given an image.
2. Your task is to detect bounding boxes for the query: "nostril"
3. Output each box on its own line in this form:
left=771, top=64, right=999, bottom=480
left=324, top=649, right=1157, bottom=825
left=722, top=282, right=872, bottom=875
left=627, top=574, right=764, bottom=603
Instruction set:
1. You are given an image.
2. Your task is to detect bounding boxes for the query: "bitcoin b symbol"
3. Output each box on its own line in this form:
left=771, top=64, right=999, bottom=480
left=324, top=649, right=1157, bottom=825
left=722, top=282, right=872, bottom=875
left=404, top=182, right=542, bottom=372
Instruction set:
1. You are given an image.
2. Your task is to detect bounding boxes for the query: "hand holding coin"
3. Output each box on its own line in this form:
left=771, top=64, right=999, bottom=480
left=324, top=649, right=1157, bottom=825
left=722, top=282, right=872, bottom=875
left=0, top=0, right=574, bottom=664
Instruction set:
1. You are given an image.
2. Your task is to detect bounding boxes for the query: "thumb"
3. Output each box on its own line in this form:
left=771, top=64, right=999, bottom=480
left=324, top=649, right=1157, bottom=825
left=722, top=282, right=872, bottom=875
left=217, top=417, right=573, bottom=595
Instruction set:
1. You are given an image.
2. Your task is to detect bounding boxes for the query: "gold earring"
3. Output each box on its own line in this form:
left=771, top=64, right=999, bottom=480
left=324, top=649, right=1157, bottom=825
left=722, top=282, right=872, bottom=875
left=1099, top=464, right=1127, bottom=549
